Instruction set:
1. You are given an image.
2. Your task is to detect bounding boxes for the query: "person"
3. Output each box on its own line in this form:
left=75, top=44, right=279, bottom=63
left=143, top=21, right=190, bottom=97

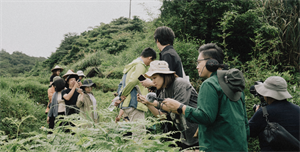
left=76, top=70, right=85, bottom=81
left=46, top=81, right=55, bottom=114
left=248, top=76, right=300, bottom=151
left=62, top=70, right=80, bottom=116
left=50, top=65, right=64, bottom=85
left=162, top=43, right=249, bottom=151
left=47, top=76, right=66, bottom=134
left=137, top=60, right=198, bottom=149
left=141, top=26, right=184, bottom=88
left=140, top=26, right=185, bottom=141
left=76, top=79, right=98, bottom=123
left=114, top=47, right=157, bottom=123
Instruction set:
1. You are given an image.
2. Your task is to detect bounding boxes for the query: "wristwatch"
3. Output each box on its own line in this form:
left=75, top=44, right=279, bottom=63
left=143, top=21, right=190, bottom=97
left=177, top=104, right=184, bottom=114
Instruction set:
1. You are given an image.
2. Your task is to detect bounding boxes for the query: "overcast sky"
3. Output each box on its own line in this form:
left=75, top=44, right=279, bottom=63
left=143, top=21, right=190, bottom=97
left=1, top=0, right=162, bottom=58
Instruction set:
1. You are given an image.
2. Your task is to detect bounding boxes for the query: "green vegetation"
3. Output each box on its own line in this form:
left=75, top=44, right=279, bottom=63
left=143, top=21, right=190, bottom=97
left=0, top=50, right=46, bottom=77
left=1, top=0, right=299, bottom=151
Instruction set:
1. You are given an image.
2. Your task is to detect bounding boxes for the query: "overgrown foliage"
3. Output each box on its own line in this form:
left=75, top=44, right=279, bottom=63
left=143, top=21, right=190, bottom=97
left=0, top=50, right=46, bottom=77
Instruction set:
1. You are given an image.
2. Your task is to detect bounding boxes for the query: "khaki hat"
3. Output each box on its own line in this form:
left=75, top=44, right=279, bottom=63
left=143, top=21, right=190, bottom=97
left=217, top=69, right=245, bottom=101
left=77, top=70, right=85, bottom=77
left=49, top=76, right=62, bottom=87
left=145, top=61, right=175, bottom=78
left=80, top=79, right=96, bottom=89
left=255, top=76, right=292, bottom=100
left=63, top=70, right=79, bottom=80
left=51, top=65, right=64, bottom=72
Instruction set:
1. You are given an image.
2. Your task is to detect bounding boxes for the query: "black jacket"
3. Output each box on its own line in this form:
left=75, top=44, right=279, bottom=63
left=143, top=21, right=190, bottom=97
left=159, top=45, right=183, bottom=77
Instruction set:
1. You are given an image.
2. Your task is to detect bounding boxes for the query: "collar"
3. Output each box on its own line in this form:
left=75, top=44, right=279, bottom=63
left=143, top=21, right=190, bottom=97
left=137, top=57, right=145, bottom=64
left=160, top=45, right=173, bottom=54
left=210, top=71, right=217, bottom=77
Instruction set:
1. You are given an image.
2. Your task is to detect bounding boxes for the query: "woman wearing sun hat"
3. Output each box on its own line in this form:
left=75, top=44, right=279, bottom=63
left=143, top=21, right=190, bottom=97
left=76, top=79, right=98, bottom=123
left=137, top=60, right=198, bottom=149
left=249, top=76, right=300, bottom=151
left=50, top=65, right=64, bottom=85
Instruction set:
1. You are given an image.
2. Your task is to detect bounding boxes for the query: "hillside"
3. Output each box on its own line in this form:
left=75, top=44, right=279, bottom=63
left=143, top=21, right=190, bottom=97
left=1, top=0, right=299, bottom=151
left=0, top=50, right=46, bottom=77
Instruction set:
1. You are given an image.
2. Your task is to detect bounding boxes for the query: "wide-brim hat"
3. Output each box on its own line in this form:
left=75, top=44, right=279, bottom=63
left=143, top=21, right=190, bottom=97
left=255, top=76, right=292, bottom=100
left=63, top=70, right=79, bottom=81
left=51, top=65, right=64, bottom=72
left=217, top=69, right=245, bottom=101
left=80, top=79, right=96, bottom=89
left=77, top=70, right=85, bottom=77
left=145, top=60, right=175, bottom=78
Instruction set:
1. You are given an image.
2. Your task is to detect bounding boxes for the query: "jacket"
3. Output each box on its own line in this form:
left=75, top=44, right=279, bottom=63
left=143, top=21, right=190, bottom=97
left=159, top=45, right=183, bottom=77
left=77, top=93, right=98, bottom=123
left=184, top=72, right=249, bottom=151
left=119, top=58, right=148, bottom=112
left=249, top=100, right=300, bottom=151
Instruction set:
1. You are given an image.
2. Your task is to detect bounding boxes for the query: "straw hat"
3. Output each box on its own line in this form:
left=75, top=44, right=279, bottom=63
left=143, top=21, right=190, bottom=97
left=77, top=70, right=85, bottom=77
left=49, top=76, right=62, bottom=87
left=255, top=76, right=292, bottom=100
left=63, top=70, right=79, bottom=80
left=145, top=61, right=175, bottom=78
left=51, top=65, right=64, bottom=72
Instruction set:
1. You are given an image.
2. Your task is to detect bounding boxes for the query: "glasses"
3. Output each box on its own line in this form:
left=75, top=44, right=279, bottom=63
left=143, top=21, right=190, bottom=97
left=194, top=58, right=210, bottom=66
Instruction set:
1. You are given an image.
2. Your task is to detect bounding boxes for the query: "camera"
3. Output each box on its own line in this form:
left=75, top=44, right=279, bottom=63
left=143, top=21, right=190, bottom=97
left=250, top=81, right=267, bottom=112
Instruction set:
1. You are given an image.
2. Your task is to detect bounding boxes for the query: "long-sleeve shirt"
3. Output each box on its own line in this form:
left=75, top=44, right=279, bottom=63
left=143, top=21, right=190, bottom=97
left=184, top=72, right=249, bottom=151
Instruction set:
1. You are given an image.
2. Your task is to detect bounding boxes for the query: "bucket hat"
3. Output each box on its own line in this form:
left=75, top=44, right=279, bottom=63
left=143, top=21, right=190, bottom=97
left=77, top=70, right=85, bottom=77
left=63, top=70, right=79, bottom=81
left=255, top=76, right=292, bottom=100
left=217, top=69, right=245, bottom=101
left=80, top=79, right=96, bottom=89
left=145, top=61, right=175, bottom=78
left=49, top=76, right=62, bottom=87
left=51, top=65, right=64, bottom=72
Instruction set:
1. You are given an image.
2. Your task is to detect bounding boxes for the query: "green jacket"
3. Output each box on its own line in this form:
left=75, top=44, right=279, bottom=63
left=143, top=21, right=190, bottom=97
left=185, top=72, right=249, bottom=151
left=119, top=58, right=148, bottom=112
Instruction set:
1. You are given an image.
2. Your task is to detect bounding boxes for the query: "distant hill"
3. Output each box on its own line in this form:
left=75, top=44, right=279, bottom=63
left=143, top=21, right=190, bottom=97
left=0, top=50, right=46, bottom=77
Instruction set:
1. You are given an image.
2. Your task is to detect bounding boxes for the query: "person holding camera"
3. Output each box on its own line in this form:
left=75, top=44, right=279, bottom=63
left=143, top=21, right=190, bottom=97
left=62, top=70, right=81, bottom=116
left=76, top=79, right=98, bottom=124
left=161, top=43, right=249, bottom=151
left=137, top=60, right=198, bottom=150
left=248, top=76, right=300, bottom=151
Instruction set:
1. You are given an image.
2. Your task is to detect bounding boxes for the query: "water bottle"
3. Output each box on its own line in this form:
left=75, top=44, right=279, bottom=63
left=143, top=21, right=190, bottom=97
left=108, top=97, right=119, bottom=111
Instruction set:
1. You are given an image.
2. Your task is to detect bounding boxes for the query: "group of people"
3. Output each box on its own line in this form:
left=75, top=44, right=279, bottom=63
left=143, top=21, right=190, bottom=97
left=46, top=68, right=99, bottom=133
left=46, top=26, right=300, bottom=151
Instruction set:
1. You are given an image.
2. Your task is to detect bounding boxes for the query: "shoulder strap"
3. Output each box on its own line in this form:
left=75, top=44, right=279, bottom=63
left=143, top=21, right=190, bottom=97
left=261, top=106, right=269, bottom=117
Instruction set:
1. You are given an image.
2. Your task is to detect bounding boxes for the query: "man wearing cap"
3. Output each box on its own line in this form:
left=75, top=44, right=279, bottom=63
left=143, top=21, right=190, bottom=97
left=114, top=47, right=157, bottom=123
left=62, top=70, right=81, bottom=115
left=76, top=79, right=98, bottom=123
left=46, top=76, right=61, bottom=114
left=162, top=43, right=249, bottom=151
left=249, top=76, right=300, bottom=151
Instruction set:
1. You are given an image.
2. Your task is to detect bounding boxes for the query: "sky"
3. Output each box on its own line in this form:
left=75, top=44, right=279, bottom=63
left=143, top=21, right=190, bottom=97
left=0, top=0, right=162, bottom=58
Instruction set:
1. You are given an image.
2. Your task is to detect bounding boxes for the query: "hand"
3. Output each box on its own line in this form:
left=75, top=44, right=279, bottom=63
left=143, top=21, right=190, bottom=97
left=140, top=79, right=154, bottom=88
left=137, top=94, right=151, bottom=106
left=115, top=116, right=121, bottom=123
left=78, top=82, right=82, bottom=87
left=73, top=81, right=79, bottom=89
left=162, top=98, right=181, bottom=112
left=77, top=88, right=83, bottom=94
left=255, top=105, right=260, bottom=112
left=47, top=117, right=50, bottom=124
